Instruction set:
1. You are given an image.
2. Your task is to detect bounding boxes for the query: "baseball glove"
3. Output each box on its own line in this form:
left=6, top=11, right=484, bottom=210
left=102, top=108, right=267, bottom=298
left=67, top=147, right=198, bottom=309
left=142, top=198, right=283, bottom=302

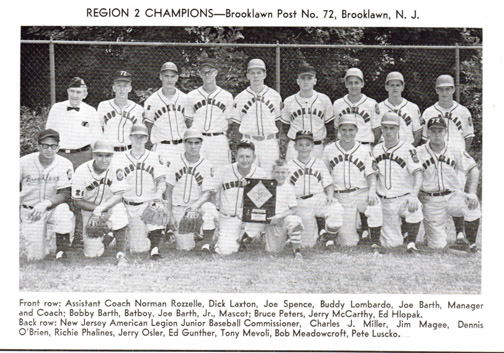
left=178, top=209, right=203, bottom=234
left=446, top=240, right=470, bottom=256
left=85, top=215, right=110, bottom=238
left=141, top=200, right=170, bottom=226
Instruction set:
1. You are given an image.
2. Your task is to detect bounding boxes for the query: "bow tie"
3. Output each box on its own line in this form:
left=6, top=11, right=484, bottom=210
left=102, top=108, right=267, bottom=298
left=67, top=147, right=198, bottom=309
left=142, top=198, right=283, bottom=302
left=67, top=106, right=80, bottom=112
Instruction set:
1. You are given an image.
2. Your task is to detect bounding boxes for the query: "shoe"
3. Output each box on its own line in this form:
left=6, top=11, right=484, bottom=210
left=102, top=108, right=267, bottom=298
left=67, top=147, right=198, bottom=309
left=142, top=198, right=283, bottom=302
left=325, top=240, right=336, bottom=249
left=116, top=252, right=129, bottom=266
left=456, top=232, right=466, bottom=241
left=194, top=233, right=204, bottom=242
left=293, top=250, right=303, bottom=259
left=150, top=247, right=161, bottom=260
left=358, top=237, right=372, bottom=246
left=239, top=234, right=253, bottom=252
left=468, top=243, right=479, bottom=253
left=201, top=244, right=213, bottom=253
left=103, top=233, right=115, bottom=248
left=406, top=242, right=419, bottom=254
left=318, top=229, right=328, bottom=242
left=371, top=243, right=383, bottom=254
left=55, top=251, right=67, bottom=261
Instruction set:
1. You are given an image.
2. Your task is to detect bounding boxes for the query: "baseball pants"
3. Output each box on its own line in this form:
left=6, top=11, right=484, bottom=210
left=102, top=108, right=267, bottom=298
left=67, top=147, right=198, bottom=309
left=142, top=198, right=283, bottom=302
left=264, top=215, right=304, bottom=253
left=296, top=193, right=344, bottom=248
left=334, top=188, right=383, bottom=246
left=124, top=201, right=165, bottom=253
left=172, top=202, right=219, bottom=251
left=419, top=190, right=481, bottom=249
left=381, top=195, right=424, bottom=247
left=251, top=138, right=279, bottom=173
left=81, top=203, right=128, bottom=258
left=20, top=203, right=74, bottom=260
left=215, top=214, right=264, bottom=255
left=152, top=143, right=185, bottom=164
left=201, top=135, right=231, bottom=166
left=286, top=141, right=324, bottom=161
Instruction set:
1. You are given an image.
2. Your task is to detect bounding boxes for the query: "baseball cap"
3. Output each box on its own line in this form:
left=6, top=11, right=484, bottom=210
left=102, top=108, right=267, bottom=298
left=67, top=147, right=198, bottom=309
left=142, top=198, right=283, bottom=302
left=68, top=77, right=87, bottom=89
left=297, top=65, right=316, bottom=77
left=427, top=116, right=447, bottom=129
left=247, top=58, right=266, bottom=71
left=295, top=130, right=314, bottom=141
left=129, top=124, right=149, bottom=136
left=38, top=129, right=60, bottom=143
left=436, top=75, right=455, bottom=88
left=381, top=112, right=401, bottom=126
left=338, top=114, right=358, bottom=127
left=199, top=59, right=216, bottom=70
left=160, top=62, right=179, bottom=73
left=344, top=68, right=364, bottom=81
left=113, top=70, right=132, bottom=83
left=184, top=128, right=204, bottom=141
left=92, top=140, right=114, bottom=154
left=385, top=71, right=404, bottom=84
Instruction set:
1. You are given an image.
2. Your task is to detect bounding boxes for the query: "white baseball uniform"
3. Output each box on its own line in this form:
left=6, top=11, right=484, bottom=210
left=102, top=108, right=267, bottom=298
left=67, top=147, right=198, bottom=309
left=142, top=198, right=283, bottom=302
left=110, top=149, right=168, bottom=253
left=166, top=153, right=219, bottom=250
left=333, top=94, right=381, bottom=144
left=377, top=99, right=422, bottom=145
left=143, top=88, right=192, bottom=162
left=20, top=153, right=74, bottom=260
left=72, top=160, right=129, bottom=257
left=373, top=141, right=424, bottom=247
left=323, top=142, right=383, bottom=246
left=417, top=143, right=481, bottom=248
left=206, top=163, right=268, bottom=255
left=96, top=99, right=144, bottom=151
left=287, top=157, right=344, bottom=248
left=282, top=91, right=335, bottom=160
left=232, top=86, right=282, bottom=171
left=186, top=87, right=234, bottom=166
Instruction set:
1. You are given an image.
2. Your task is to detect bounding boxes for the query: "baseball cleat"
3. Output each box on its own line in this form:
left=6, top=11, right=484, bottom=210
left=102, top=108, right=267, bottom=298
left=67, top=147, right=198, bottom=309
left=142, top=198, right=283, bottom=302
left=406, top=242, right=419, bottom=254
left=116, top=252, right=129, bottom=266
left=55, top=251, right=67, bottom=261
left=325, top=240, right=336, bottom=249
left=468, top=243, right=479, bottom=253
left=371, top=243, right=384, bottom=254
left=293, top=250, right=303, bottom=259
left=150, top=247, right=161, bottom=260
left=102, top=233, right=115, bottom=248
left=201, top=244, right=214, bottom=253
left=318, top=229, right=328, bottom=242
left=456, top=232, right=466, bottom=241
left=357, top=237, right=372, bottom=246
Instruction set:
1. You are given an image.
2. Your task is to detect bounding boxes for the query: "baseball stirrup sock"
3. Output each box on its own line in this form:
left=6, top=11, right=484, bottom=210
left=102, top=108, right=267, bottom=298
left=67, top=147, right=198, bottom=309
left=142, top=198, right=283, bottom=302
left=405, top=222, right=420, bottom=243
left=370, top=227, right=381, bottom=244
left=290, top=231, right=302, bottom=251
left=452, top=216, right=465, bottom=235
left=55, top=233, right=70, bottom=253
left=316, top=217, right=325, bottom=233
left=400, top=217, right=407, bottom=236
left=113, top=227, right=128, bottom=253
left=201, top=229, right=215, bottom=246
left=464, top=219, right=480, bottom=244
left=148, top=230, right=163, bottom=250
left=359, top=213, right=369, bottom=235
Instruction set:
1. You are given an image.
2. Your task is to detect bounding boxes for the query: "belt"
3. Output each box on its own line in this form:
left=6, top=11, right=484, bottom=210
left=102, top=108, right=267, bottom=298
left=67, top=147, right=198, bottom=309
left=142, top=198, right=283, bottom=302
left=60, top=145, right=91, bottom=154
left=360, top=141, right=372, bottom=145
left=290, top=139, right=323, bottom=146
left=160, top=140, right=183, bottom=145
left=243, top=133, right=277, bottom=141
left=335, top=188, right=360, bottom=194
left=22, top=205, right=34, bottom=209
left=202, top=132, right=225, bottom=137
left=421, top=190, right=453, bottom=197
left=378, top=192, right=409, bottom=200
left=298, top=194, right=314, bottom=200
left=123, top=200, right=146, bottom=206
left=114, top=145, right=131, bottom=152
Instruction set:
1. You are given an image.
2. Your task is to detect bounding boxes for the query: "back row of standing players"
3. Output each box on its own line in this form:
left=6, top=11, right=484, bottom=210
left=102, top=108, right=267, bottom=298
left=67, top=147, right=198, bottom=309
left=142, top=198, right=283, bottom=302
left=20, top=57, right=481, bottom=261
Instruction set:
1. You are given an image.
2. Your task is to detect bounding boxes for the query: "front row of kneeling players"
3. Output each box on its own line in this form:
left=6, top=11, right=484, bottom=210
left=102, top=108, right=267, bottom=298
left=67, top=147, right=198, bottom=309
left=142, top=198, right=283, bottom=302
left=20, top=111, right=481, bottom=262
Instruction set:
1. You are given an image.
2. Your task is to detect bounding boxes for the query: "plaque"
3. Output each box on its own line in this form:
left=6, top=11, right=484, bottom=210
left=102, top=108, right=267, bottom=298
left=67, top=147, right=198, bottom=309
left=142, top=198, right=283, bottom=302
left=242, top=178, right=277, bottom=223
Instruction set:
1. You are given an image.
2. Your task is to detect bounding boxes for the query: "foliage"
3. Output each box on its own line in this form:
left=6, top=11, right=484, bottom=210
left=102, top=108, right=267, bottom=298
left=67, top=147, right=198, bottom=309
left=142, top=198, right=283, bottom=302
left=20, top=106, right=48, bottom=157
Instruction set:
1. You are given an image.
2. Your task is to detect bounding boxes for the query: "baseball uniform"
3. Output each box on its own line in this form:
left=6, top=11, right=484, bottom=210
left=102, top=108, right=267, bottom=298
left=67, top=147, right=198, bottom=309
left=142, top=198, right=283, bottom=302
left=143, top=88, right=192, bottom=162
left=282, top=91, right=335, bottom=160
left=373, top=141, right=424, bottom=247
left=287, top=157, right=344, bottom=248
left=185, top=87, right=234, bottom=166
left=323, top=141, right=383, bottom=246
left=378, top=99, right=422, bottom=145
left=417, top=143, right=481, bottom=248
left=96, top=99, right=144, bottom=151
left=20, top=153, right=74, bottom=260
left=232, top=86, right=282, bottom=171
left=333, top=94, right=381, bottom=144
left=166, top=153, right=219, bottom=250
left=72, top=160, right=129, bottom=257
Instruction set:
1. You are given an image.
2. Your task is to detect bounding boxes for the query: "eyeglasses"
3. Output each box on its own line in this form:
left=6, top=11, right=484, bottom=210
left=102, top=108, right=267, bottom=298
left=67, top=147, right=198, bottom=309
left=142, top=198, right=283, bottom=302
left=199, top=70, right=215, bottom=76
left=40, top=143, right=59, bottom=150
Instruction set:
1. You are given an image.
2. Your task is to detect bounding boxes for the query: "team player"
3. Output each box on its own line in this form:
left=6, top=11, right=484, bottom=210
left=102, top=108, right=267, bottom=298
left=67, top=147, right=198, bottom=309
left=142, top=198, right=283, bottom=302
left=282, top=65, right=335, bottom=160
left=287, top=131, right=344, bottom=248
left=109, top=124, right=167, bottom=259
left=96, top=71, right=144, bottom=152
left=377, top=72, right=423, bottom=146
left=143, top=62, right=192, bottom=162
left=185, top=60, right=234, bottom=166
left=72, top=140, right=129, bottom=260
left=231, top=59, right=282, bottom=171
left=20, top=129, right=74, bottom=260
left=417, top=117, right=481, bottom=251
left=322, top=115, right=383, bottom=247
left=164, top=128, right=219, bottom=251
left=333, top=68, right=381, bottom=146
left=373, top=112, right=423, bottom=251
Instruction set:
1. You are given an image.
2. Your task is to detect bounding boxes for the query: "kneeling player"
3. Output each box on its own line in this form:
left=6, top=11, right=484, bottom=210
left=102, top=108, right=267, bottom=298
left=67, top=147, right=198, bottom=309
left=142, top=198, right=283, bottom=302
left=417, top=117, right=481, bottom=251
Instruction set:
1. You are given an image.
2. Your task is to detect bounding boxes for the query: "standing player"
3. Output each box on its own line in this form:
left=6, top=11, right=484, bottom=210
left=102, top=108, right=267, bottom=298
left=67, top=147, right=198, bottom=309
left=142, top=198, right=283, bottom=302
left=417, top=117, right=481, bottom=251
left=72, top=140, right=129, bottom=260
left=282, top=65, right=335, bottom=160
left=377, top=72, right=423, bottom=146
left=143, top=62, right=192, bottom=162
left=109, top=124, right=167, bottom=259
left=20, top=129, right=74, bottom=260
left=164, top=128, right=219, bottom=251
left=373, top=112, right=423, bottom=252
left=97, top=71, right=144, bottom=152
left=287, top=131, right=344, bottom=248
left=333, top=68, right=381, bottom=146
left=231, top=58, right=282, bottom=171
left=323, top=115, right=383, bottom=247
left=185, top=60, right=234, bottom=166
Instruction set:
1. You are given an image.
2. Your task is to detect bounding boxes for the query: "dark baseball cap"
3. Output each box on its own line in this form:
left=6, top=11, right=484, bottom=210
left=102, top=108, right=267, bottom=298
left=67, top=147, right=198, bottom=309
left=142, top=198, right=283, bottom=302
left=38, top=129, right=60, bottom=143
left=295, top=130, right=314, bottom=141
left=427, top=117, right=447, bottom=129
left=68, top=77, right=87, bottom=89
left=113, top=70, right=132, bottom=83
left=297, top=65, right=317, bottom=77
left=199, top=59, right=216, bottom=70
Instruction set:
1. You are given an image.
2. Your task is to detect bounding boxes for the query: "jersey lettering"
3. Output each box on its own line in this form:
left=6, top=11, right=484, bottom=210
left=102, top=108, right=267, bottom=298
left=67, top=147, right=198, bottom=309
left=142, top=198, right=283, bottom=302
left=422, top=155, right=456, bottom=170
left=339, top=106, right=370, bottom=122
left=175, top=167, right=204, bottom=186
left=290, top=107, right=325, bottom=120
left=242, top=96, right=275, bottom=114
left=289, top=168, right=322, bottom=185
left=85, top=178, right=113, bottom=192
left=118, top=162, right=155, bottom=178
left=222, top=180, right=244, bottom=191
left=328, top=154, right=365, bottom=172
left=193, top=98, right=226, bottom=113
left=153, top=104, right=185, bottom=121
left=23, top=174, right=60, bottom=184
left=103, top=110, right=138, bottom=125
left=442, top=112, right=463, bottom=131
left=375, top=153, right=406, bottom=168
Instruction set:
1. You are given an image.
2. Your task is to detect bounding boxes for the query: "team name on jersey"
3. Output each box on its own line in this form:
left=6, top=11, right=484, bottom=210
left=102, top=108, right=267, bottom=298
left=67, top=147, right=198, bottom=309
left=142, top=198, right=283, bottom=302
left=289, top=168, right=322, bottom=185
left=193, top=98, right=226, bottom=113
left=290, top=107, right=325, bottom=120
left=392, top=109, right=412, bottom=126
left=422, top=155, right=456, bottom=170
left=327, top=155, right=365, bottom=172
left=175, top=167, right=204, bottom=186
left=23, top=175, right=60, bottom=184
left=103, top=111, right=138, bottom=125
left=439, top=112, right=463, bottom=131
left=241, top=96, right=275, bottom=114
left=222, top=180, right=244, bottom=191
left=153, top=104, right=185, bottom=121
left=375, top=153, right=406, bottom=168
left=117, top=162, right=156, bottom=179
left=85, top=177, right=113, bottom=192
left=339, top=107, right=370, bottom=122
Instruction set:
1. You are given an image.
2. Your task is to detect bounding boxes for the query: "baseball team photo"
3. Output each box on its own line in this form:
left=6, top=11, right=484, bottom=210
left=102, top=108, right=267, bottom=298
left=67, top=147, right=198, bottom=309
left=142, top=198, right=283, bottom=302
left=19, top=26, right=483, bottom=293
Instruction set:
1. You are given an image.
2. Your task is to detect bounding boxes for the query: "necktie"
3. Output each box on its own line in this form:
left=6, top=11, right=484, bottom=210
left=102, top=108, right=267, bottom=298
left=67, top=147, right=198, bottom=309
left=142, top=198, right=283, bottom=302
left=67, top=106, right=80, bottom=112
